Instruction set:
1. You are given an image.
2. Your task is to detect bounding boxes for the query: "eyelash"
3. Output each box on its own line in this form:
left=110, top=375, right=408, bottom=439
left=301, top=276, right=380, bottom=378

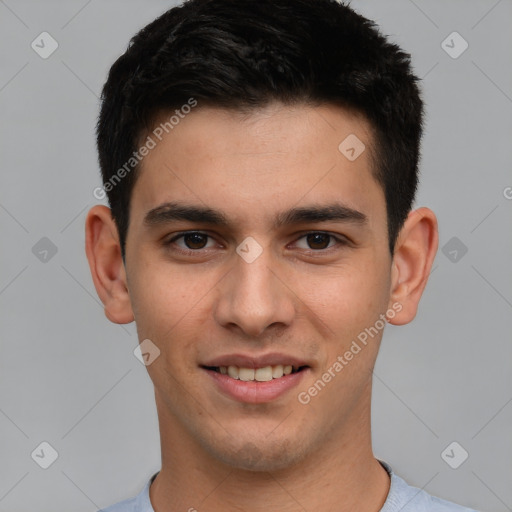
left=164, top=231, right=348, bottom=255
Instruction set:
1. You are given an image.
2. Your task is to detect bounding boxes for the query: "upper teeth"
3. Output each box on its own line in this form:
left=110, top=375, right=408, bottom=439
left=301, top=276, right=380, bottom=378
left=219, top=365, right=294, bottom=381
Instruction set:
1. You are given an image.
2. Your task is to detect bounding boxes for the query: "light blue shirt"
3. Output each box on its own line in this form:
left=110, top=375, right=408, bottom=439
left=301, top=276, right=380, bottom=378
left=98, top=460, right=479, bottom=512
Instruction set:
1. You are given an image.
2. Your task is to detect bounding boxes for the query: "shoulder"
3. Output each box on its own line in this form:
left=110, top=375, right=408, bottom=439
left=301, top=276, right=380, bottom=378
left=98, top=495, right=138, bottom=512
left=379, top=460, right=479, bottom=512
left=97, top=472, right=158, bottom=512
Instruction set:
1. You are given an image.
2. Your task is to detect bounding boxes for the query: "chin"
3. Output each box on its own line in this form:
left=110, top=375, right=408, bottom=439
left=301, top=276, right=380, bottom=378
left=208, top=437, right=307, bottom=472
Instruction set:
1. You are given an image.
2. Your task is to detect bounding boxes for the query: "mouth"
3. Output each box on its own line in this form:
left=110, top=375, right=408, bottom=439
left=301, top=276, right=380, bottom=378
left=202, top=364, right=309, bottom=382
left=200, top=356, right=311, bottom=404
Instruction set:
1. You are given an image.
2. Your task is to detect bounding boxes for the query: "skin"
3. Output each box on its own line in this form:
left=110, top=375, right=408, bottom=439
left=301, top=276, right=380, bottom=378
left=86, top=103, right=438, bottom=512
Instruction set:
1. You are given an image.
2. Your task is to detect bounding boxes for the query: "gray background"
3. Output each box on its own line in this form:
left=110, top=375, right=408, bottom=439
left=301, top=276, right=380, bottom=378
left=1, top=1, right=511, bottom=511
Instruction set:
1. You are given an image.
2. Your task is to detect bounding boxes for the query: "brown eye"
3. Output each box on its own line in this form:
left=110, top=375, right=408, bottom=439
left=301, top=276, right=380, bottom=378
left=294, top=232, right=345, bottom=252
left=306, top=233, right=332, bottom=250
left=164, top=231, right=219, bottom=254
left=183, top=232, right=209, bottom=249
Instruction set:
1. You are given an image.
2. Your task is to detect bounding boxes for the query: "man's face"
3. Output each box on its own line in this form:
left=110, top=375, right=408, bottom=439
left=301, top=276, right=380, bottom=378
left=124, top=103, right=394, bottom=470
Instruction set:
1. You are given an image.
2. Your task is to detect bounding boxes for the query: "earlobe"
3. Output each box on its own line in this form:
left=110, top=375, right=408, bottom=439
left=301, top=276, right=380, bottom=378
left=387, top=207, right=439, bottom=326
left=85, top=205, right=135, bottom=324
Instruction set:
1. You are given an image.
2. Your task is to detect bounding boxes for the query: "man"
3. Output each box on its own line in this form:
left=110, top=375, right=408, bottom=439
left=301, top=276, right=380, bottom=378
left=85, top=0, right=478, bottom=510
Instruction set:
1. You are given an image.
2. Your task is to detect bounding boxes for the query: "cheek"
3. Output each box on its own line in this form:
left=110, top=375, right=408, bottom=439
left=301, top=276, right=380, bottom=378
left=128, top=260, right=212, bottom=357
left=298, top=264, right=389, bottom=413
left=130, top=270, right=214, bottom=401
left=300, top=260, right=390, bottom=341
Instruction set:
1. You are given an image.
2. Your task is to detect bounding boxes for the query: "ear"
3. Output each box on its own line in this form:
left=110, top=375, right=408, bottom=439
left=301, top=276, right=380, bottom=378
left=387, top=207, right=438, bottom=325
left=85, top=205, right=134, bottom=324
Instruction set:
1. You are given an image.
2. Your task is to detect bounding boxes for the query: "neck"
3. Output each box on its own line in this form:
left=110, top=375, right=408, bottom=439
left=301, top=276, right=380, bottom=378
left=149, top=389, right=390, bottom=512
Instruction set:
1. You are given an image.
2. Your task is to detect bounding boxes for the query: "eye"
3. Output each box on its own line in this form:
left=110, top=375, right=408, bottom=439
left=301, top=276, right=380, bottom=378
left=294, top=232, right=345, bottom=251
left=166, top=231, right=216, bottom=251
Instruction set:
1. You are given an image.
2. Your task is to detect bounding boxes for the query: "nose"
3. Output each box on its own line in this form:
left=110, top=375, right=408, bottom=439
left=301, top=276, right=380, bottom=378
left=214, top=247, right=295, bottom=339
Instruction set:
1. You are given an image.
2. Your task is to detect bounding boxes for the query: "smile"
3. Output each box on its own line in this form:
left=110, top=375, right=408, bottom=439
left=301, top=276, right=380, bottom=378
left=202, top=364, right=310, bottom=404
left=204, top=364, right=307, bottom=381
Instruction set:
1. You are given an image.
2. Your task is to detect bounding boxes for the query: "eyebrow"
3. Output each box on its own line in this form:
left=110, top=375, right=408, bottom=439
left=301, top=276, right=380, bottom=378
left=143, top=201, right=368, bottom=228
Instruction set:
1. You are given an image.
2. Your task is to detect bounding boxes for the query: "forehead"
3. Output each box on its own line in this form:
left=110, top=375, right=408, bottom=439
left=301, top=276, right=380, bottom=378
left=131, top=103, right=385, bottom=230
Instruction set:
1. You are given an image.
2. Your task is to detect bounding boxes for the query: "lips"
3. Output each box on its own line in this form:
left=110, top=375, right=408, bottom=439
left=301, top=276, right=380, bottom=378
left=200, top=353, right=311, bottom=403
left=201, top=353, right=310, bottom=381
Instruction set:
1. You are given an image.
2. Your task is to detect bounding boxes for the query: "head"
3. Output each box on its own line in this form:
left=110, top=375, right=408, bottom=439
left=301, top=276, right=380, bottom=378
left=86, top=0, right=437, bottom=472
left=96, top=0, right=424, bottom=258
